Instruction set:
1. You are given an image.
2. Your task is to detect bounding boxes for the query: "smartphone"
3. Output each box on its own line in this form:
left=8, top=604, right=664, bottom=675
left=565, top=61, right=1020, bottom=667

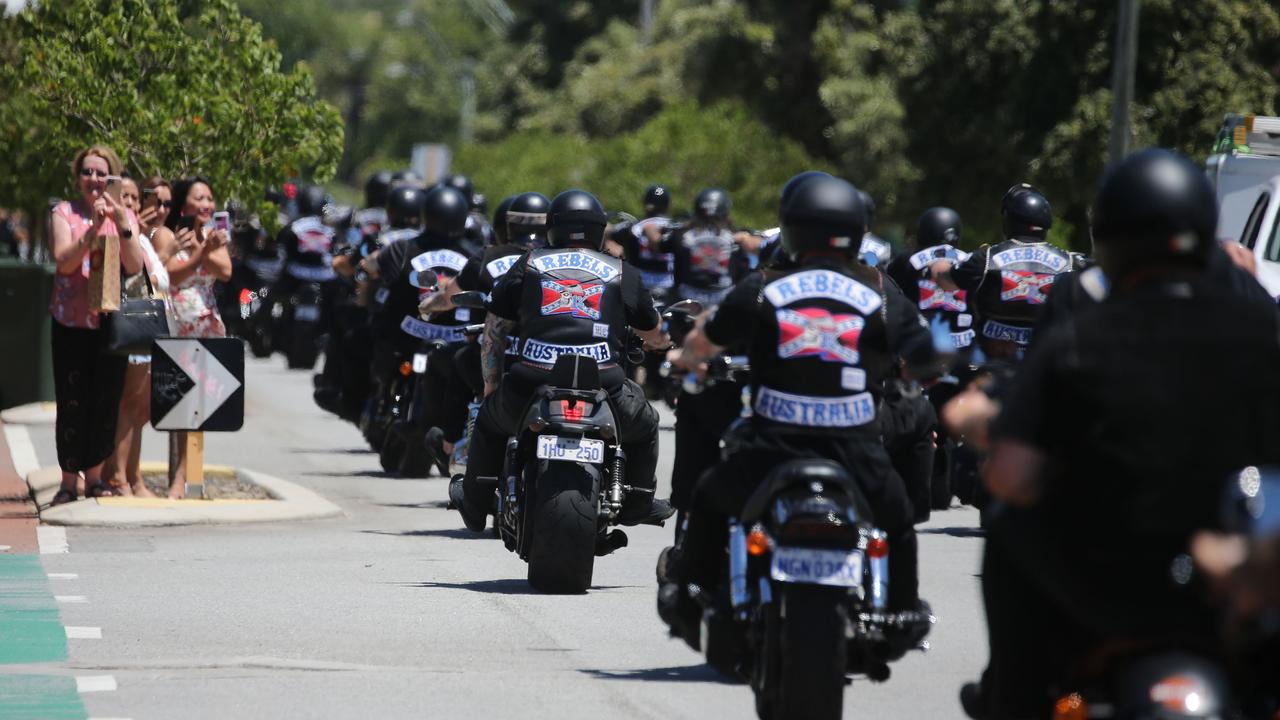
left=104, top=176, right=123, bottom=205
left=176, top=215, right=197, bottom=232
left=212, top=211, right=231, bottom=235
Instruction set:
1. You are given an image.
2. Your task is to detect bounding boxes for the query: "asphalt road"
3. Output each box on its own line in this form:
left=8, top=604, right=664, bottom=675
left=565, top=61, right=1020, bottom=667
left=19, top=355, right=986, bottom=719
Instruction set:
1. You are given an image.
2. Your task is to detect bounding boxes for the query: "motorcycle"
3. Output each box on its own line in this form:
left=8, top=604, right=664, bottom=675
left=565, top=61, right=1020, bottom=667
left=456, top=291, right=699, bottom=593
left=677, top=356, right=934, bottom=720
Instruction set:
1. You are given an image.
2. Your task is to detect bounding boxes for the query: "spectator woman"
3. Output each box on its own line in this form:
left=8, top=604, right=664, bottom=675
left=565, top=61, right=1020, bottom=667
left=105, top=176, right=174, bottom=497
left=47, top=144, right=144, bottom=505
left=156, top=177, right=231, bottom=498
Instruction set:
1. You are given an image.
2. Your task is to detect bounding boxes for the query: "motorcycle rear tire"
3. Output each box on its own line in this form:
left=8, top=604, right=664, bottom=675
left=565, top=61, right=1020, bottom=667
left=526, top=462, right=599, bottom=594
left=760, top=585, right=847, bottom=720
left=379, top=429, right=405, bottom=475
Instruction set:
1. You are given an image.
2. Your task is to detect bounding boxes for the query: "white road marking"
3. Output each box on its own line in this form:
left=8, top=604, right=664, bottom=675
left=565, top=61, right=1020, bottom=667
left=37, top=526, right=68, bottom=554
left=75, top=675, right=117, bottom=693
left=55, top=595, right=88, bottom=604
left=2, top=424, right=39, bottom=479
left=47, top=572, right=78, bottom=579
left=65, top=626, right=101, bottom=639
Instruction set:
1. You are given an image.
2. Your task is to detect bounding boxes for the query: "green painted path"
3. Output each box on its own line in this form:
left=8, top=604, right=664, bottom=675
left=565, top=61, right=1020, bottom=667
left=0, top=554, right=86, bottom=719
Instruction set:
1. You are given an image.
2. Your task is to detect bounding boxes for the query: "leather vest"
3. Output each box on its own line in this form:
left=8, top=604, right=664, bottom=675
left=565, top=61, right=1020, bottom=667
left=409, top=247, right=473, bottom=329
left=975, top=239, right=1074, bottom=341
left=749, top=265, right=890, bottom=434
left=674, top=226, right=735, bottom=303
left=517, top=248, right=626, bottom=369
left=890, top=244, right=974, bottom=349
left=629, top=216, right=674, bottom=288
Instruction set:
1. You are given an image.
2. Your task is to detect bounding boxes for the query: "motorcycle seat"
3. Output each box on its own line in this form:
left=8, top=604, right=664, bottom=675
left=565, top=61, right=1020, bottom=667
left=741, top=459, right=872, bottom=525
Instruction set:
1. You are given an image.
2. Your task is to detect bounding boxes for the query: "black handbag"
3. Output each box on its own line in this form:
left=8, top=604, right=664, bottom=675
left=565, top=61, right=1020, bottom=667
left=105, top=268, right=170, bottom=356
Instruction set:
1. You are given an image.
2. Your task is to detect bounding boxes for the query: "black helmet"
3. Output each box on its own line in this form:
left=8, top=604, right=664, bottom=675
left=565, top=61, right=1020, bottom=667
left=491, top=195, right=516, bottom=245
left=780, top=171, right=832, bottom=216
left=443, top=174, right=475, bottom=206
left=1091, top=148, right=1217, bottom=280
left=422, top=185, right=470, bottom=239
left=297, top=185, right=331, bottom=218
left=643, top=184, right=670, bottom=216
left=694, top=188, right=731, bottom=222
left=507, top=192, right=550, bottom=249
left=917, top=207, right=963, bottom=248
left=780, top=176, right=866, bottom=261
left=385, top=185, right=426, bottom=229
left=547, top=189, right=608, bottom=249
left=364, top=171, right=393, bottom=209
left=1001, top=183, right=1053, bottom=239
left=856, top=188, right=877, bottom=230
left=391, top=170, right=421, bottom=188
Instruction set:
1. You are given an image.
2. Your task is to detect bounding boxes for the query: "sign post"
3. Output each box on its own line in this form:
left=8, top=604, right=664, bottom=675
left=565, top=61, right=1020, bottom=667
left=151, top=338, right=245, bottom=499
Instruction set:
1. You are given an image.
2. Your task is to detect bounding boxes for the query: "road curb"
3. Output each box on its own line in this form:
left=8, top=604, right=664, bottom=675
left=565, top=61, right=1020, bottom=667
left=0, top=422, right=39, bottom=552
left=0, top=403, right=56, bottom=426
left=26, top=466, right=345, bottom=528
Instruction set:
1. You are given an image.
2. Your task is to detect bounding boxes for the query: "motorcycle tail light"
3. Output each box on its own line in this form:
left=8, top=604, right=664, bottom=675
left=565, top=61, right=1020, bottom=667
left=239, top=288, right=253, bottom=305
left=399, top=362, right=413, bottom=377
left=1052, top=693, right=1087, bottom=720
left=777, top=517, right=859, bottom=548
left=1150, top=675, right=1209, bottom=714
left=866, top=535, right=889, bottom=559
left=746, top=527, right=771, bottom=556
left=558, top=399, right=591, bottom=422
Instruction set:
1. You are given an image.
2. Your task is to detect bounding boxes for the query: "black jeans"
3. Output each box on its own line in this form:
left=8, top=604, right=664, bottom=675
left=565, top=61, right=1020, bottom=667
left=51, top=321, right=127, bottom=473
left=670, top=382, right=744, bottom=511
left=677, top=424, right=919, bottom=610
left=461, top=371, right=660, bottom=513
left=419, top=342, right=471, bottom=443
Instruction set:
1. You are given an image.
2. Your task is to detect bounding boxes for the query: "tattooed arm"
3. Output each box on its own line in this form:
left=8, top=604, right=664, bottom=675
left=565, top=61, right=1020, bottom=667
left=481, top=314, right=516, bottom=396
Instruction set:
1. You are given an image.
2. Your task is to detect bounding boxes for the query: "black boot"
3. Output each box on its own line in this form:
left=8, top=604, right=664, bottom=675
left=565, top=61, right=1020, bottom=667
left=448, top=476, right=486, bottom=533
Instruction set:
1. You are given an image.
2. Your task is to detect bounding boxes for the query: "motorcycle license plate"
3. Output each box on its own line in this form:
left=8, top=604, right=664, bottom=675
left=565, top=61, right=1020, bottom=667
left=295, top=305, right=321, bottom=322
left=412, top=353, right=428, bottom=374
left=770, top=546, right=863, bottom=588
left=536, top=435, right=605, bottom=463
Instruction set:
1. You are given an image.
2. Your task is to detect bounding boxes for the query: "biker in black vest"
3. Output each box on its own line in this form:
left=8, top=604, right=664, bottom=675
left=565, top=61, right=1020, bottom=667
left=448, top=192, right=548, bottom=400
left=368, top=186, right=478, bottom=472
left=929, top=185, right=1079, bottom=360
left=659, top=175, right=946, bottom=641
left=665, top=188, right=744, bottom=307
left=611, top=184, right=675, bottom=303
left=962, top=149, right=1280, bottom=718
left=449, top=190, right=675, bottom=532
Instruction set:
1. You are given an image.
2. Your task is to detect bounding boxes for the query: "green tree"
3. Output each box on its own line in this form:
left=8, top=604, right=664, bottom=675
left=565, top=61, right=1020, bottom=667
left=0, top=0, right=343, bottom=224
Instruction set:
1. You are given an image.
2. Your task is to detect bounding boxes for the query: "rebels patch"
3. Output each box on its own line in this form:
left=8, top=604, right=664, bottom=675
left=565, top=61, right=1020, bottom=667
left=540, top=278, right=604, bottom=320
left=990, top=245, right=1068, bottom=272
left=291, top=217, right=334, bottom=255
left=1000, top=271, right=1054, bottom=305
left=485, top=255, right=520, bottom=280
left=917, top=279, right=967, bottom=312
left=529, top=251, right=618, bottom=281
left=776, top=308, right=864, bottom=365
left=411, top=249, right=469, bottom=275
left=763, top=270, right=882, bottom=316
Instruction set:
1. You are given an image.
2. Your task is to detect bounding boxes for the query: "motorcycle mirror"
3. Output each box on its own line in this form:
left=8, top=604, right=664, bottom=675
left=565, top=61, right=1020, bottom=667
left=666, top=299, right=704, bottom=317
left=1221, top=466, right=1280, bottom=538
left=408, top=269, right=438, bottom=290
left=451, top=291, right=487, bottom=310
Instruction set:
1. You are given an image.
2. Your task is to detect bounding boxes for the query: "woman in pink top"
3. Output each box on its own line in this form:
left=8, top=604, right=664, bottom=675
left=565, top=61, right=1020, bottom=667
left=47, top=144, right=144, bottom=506
left=154, top=177, right=231, bottom=498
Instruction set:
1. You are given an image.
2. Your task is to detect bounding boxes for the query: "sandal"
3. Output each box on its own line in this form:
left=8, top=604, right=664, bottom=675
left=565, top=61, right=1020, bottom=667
left=49, top=489, right=78, bottom=506
left=85, top=484, right=120, bottom=498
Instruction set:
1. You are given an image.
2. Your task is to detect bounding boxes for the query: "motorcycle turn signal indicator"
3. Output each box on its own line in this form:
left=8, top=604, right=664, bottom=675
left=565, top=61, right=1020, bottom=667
left=746, top=527, right=771, bottom=556
left=866, top=535, right=889, bottom=559
left=399, top=361, right=413, bottom=377
left=1052, top=693, right=1087, bottom=720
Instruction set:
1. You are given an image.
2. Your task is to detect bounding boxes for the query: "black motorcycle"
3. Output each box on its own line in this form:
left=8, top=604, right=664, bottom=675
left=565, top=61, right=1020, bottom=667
left=679, top=358, right=933, bottom=720
left=457, top=292, right=698, bottom=593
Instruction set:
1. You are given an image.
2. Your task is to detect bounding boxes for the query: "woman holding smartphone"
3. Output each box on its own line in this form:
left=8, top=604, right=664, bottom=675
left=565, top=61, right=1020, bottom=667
left=158, top=177, right=231, bottom=498
left=46, top=144, right=144, bottom=505
left=105, top=176, right=176, bottom=497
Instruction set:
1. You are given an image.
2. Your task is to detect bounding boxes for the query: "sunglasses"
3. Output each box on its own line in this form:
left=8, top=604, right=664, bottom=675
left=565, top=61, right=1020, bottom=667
left=79, top=168, right=110, bottom=178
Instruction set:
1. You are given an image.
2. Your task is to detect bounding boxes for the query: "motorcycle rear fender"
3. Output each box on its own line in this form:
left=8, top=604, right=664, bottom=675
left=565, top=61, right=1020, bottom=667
left=740, top=459, right=873, bottom=527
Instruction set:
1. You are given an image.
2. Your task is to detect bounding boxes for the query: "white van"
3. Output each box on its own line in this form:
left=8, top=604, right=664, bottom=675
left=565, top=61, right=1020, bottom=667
left=1206, top=114, right=1280, bottom=296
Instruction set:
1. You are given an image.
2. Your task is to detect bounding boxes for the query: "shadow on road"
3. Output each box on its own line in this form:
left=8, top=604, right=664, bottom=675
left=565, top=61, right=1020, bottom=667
left=579, top=665, right=740, bottom=685
left=361, top=528, right=484, bottom=540
left=307, top=469, right=401, bottom=479
left=394, top=579, right=640, bottom=595
left=288, top=447, right=373, bottom=455
left=375, top=500, right=451, bottom=510
left=918, top=526, right=985, bottom=539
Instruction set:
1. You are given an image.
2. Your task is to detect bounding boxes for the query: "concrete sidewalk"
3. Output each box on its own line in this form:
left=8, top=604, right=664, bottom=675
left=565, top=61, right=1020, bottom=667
left=0, top=423, right=39, bottom=553
left=27, top=464, right=344, bottom=528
